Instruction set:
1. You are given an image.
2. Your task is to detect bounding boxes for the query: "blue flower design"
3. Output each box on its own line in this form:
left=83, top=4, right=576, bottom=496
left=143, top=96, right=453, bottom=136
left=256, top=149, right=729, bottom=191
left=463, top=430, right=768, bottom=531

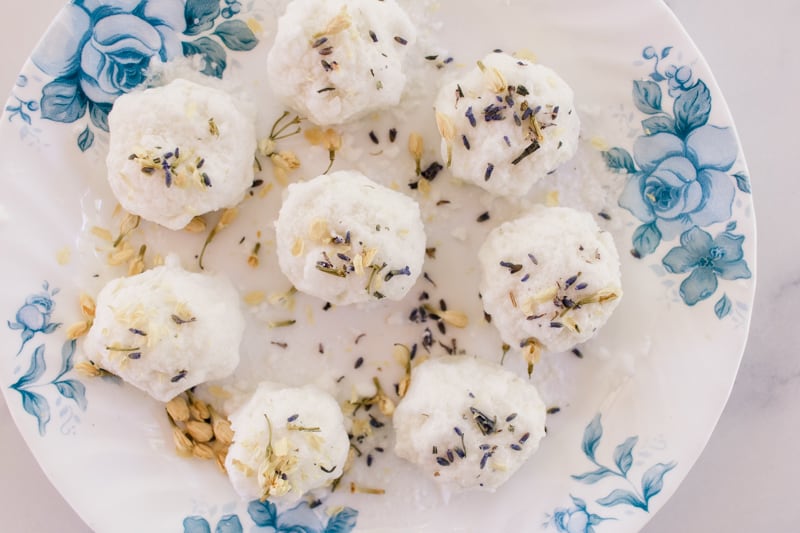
left=7, top=284, right=89, bottom=436
left=603, top=45, right=752, bottom=318
left=25, top=0, right=259, bottom=151
left=183, top=514, right=243, bottom=533
left=550, top=496, right=610, bottom=533
left=662, top=225, right=751, bottom=306
left=32, top=0, right=185, bottom=113
left=7, top=281, right=60, bottom=354
left=548, top=414, right=676, bottom=532
left=183, top=500, right=358, bottom=533
left=618, top=123, right=738, bottom=242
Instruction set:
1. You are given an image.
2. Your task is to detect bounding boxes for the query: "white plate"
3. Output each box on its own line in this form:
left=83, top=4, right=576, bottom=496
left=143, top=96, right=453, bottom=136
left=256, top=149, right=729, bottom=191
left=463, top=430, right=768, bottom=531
left=0, top=1, right=755, bottom=532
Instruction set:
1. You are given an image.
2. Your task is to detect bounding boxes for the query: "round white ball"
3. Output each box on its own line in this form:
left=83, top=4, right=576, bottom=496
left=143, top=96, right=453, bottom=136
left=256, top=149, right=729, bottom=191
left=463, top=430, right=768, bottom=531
left=434, top=52, right=580, bottom=197
left=478, top=206, right=622, bottom=354
left=275, top=170, right=426, bottom=305
left=267, top=0, right=416, bottom=125
left=225, top=382, right=350, bottom=502
left=106, top=78, right=256, bottom=230
left=83, top=257, right=244, bottom=402
left=393, top=356, right=547, bottom=491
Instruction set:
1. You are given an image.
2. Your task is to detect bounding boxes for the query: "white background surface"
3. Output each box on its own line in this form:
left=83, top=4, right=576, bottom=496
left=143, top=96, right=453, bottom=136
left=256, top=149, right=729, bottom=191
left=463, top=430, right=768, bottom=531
left=1, top=1, right=797, bottom=531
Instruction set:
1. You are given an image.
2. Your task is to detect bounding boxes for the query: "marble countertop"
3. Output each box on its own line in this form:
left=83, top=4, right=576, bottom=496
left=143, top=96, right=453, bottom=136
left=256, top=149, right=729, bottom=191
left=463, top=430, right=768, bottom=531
left=1, top=1, right=797, bottom=531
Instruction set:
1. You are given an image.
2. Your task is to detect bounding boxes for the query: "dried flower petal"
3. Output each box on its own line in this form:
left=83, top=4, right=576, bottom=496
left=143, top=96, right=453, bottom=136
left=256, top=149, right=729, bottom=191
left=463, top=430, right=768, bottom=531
left=185, top=420, right=214, bottom=443
left=166, top=396, right=190, bottom=423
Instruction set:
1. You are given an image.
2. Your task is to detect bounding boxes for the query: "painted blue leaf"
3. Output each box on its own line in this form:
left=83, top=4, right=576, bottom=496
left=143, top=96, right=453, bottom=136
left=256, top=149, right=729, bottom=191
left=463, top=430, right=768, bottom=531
left=632, top=80, right=662, bottom=114
left=641, top=115, right=675, bottom=135
left=247, top=499, right=278, bottom=527
left=18, top=389, right=51, bottom=436
left=8, top=320, right=23, bottom=330
left=587, top=514, right=609, bottom=526
left=596, top=488, right=647, bottom=510
left=54, top=380, right=87, bottom=411
left=570, top=495, right=588, bottom=510
left=12, top=344, right=47, bottom=389
left=572, top=466, right=615, bottom=484
left=674, top=80, right=711, bottom=136
left=215, top=515, right=242, bottom=533
left=641, top=462, right=677, bottom=503
left=42, top=322, right=60, bottom=334
left=89, top=102, right=111, bottom=132
left=612, top=436, right=638, bottom=476
left=581, top=414, right=603, bottom=461
left=214, top=20, right=258, bottom=51
left=182, top=38, right=227, bottom=78
left=183, top=516, right=212, bottom=533
left=40, top=78, right=87, bottom=123
left=726, top=221, right=737, bottom=232
left=632, top=222, right=661, bottom=257
left=714, top=294, right=732, bottom=319
left=185, top=0, right=221, bottom=36
left=325, top=507, right=359, bottom=533
left=77, top=126, right=94, bottom=152
left=602, top=147, right=637, bottom=173
left=649, top=72, right=665, bottom=83
left=58, top=339, right=77, bottom=377
left=733, top=172, right=751, bottom=193
left=661, top=46, right=673, bottom=59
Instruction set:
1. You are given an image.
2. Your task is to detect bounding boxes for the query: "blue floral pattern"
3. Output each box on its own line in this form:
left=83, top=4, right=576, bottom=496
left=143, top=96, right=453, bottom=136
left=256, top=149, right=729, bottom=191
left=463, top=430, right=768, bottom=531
left=547, top=415, right=676, bottom=533
left=605, top=46, right=752, bottom=315
left=27, top=0, right=259, bottom=151
left=183, top=500, right=358, bottom=533
left=7, top=282, right=88, bottom=435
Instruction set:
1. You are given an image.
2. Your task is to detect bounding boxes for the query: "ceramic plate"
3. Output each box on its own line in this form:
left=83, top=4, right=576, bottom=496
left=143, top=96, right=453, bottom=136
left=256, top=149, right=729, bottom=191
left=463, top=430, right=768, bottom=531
left=0, top=0, right=755, bottom=532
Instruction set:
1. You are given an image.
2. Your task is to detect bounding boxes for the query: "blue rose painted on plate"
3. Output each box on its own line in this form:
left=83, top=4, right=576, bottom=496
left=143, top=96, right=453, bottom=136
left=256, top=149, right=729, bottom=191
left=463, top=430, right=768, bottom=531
left=22, top=0, right=259, bottom=151
left=7, top=282, right=88, bottom=436
left=547, top=415, right=675, bottom=533
left=183, top=500, right=358, bottom=533
left=8, top=281, right=60, bottom=354
left=605, top=46, right=752, bottom=316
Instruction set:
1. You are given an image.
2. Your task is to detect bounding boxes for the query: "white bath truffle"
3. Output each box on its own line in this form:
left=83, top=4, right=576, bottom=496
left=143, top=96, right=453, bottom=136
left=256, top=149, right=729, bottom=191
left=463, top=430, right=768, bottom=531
left=393, top=356, right=547, bottom=491
left=434, top=52, right=580, bottom=197
left=106, top=78, right=256, bottom=230
left=267, top=0, right=416, bottom=125
left=83, top=257, right=244, bottom=402
left=275, top=170, right=426, bottom=305
left=478, top=206, right=622, bottom=355
left=225, top=382, right=350, bottom=502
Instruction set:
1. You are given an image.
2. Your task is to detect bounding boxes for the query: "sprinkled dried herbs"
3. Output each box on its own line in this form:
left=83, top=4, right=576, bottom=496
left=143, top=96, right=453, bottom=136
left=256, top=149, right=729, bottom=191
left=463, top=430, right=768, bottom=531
left=477, top=211, right=490, bottom=222
left=499, top=261, right=523, bottom=274
left=171, top=314, right=196, bottom=325
left=483, top=163, right=494, bottom=181
left=469, top=406, right=497, bottom=436
left=394, top=36, right=408, bottom=45
left=511, top=140, right=541, bottom=164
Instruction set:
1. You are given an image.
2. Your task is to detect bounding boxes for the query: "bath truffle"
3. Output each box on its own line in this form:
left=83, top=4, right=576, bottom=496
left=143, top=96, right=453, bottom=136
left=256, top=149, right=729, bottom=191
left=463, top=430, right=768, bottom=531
left=478, top=206, right=622, bottom=355
left=434, top=52, right=580, bottom=197
left=225, top=382, right=350, bottom=502
left=275, top=170, right=426, bottom=305
left=393, top=356, right=547, bottom=491
left=267, top=0, right=416, bottom=125
left=106, top=78, right=256, bottom=230
left=83, top=257, right=244, bottom=402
